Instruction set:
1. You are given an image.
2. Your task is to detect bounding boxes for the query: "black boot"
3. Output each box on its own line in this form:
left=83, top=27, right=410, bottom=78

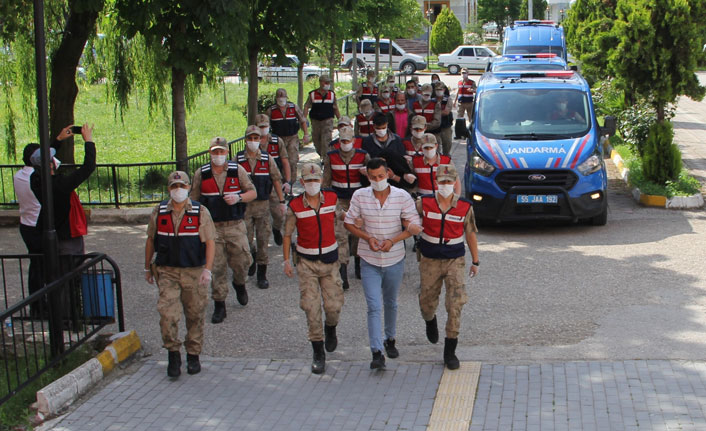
left=444, top=337, right=460, bottom=370
left=324, top=325, right=338, bottom=352
left=211, top=301, right=226, bottom=324
left=248, top=251, right=256, bottom=276
left=383, top=338, right=399, bottom=358
left=186, top=353, right=201, bottom=375
left=167, top=351, right=181, bottom=378
left=354, top=257, right=361, bottom=279
left=232, top=282, right=248, bottom=306
left=256, top=265, right=270, bottom=289
left=311, top=341, right=325, bottom=374
left=425, top=315, right=439, bottom=344
left=339, top=264, right=349, bottom=290
left=273, top=229, right=283, bottom=245
left=370, top=350, right=386, bottom=370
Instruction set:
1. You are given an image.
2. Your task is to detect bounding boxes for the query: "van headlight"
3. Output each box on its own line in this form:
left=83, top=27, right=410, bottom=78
left=472, top=151, right=495, bottom=176
left=577, top=154, right=602, bottom=175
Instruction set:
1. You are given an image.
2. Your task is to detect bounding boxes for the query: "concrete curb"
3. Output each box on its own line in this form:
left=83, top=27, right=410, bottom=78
left=607, top=146, right=704, bottom=209
left=0, top=208, right=153, bottom=226
left=35, top=330, right=141, bottom=419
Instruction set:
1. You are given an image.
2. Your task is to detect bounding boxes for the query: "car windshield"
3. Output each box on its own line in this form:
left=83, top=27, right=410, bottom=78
left=505, top=45, right=564, bottom=59
left=477, top=89, right=591, bottom=140
left=493, top=63, right=566, bottom=71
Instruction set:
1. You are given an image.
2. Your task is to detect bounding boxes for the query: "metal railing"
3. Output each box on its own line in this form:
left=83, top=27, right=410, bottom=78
left=0, top=252, right=124, bottom=405
left=0, top=137, right=245, bottom=209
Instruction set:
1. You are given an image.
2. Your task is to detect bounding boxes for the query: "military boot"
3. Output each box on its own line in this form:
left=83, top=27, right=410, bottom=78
left=324, top=325, right=338, bottom=352
left=248, top=251, right=256, bottom=276
left=339, top=264, right=349, bottom=290
left=354, top=256, right=361, bottom=279
left=273, top=229, right=283, bottom=245
left=211, top=301, right=226, bottom=324
left=232, top=282, right=248, bottom=306
left=186, top=353, right=201, bottom=375
left=167, top=351, right=181, bottom=378
left=311, top=341, right=325, bottom=374
left=256, top=264, right=270, bottom=289
left=425, top=315, right=439, bottom=344
left=443, top=337, right=460, bottom=370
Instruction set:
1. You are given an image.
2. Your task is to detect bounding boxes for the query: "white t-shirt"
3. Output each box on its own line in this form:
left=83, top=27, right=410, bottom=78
left=345, top=185, right=419, bottom=267
left=13, top=166, right=41, bottom=227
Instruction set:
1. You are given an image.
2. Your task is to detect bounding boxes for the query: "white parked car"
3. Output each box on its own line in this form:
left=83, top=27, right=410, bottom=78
left=341, top=39, right=427, bottom=74
left=258, top=55, right=325, bottom=82
left=437, top=45, right=500, bottom=74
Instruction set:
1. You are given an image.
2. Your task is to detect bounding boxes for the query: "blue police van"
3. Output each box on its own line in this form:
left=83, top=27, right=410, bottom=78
left=503, top=20, right=567, bottom=63
left=464, top=70, right=615, bottom=225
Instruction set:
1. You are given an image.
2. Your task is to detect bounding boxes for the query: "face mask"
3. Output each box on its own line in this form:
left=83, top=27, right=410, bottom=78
left=375, top=127, right=387, bottom=138
left=304, top=182, right=321, bottom=196
left=362, top=109, right=372, bottom=117
left=246, top=140, right=260, bottom=152
left=211, top=154, right=226, bottom=166
left=277, top=97, right=287, bottom=107
left=370, top=178, right=388, bottom=191
left=435, top=90, right=444, bottom=98
left=170, top=188, right=189, bottom=203
left=323, top=84, right=331, bottom=91
left=381, top=92, right=390, bottom=98
left=422, top=93, right=431, bottom=101
left=412, top=130, right=424, bottom=139
left=432, top=79, right=439, bottom=84
left=395, top=103, right=406, bottom=110
left=559, top=102, right=568, bottom=110
left=437, top=184, right=454, bottom=198
left=406, top=89, right=416, bottom=96
left=423, top=148, right=436, bottom=159
left=340, top=142, right=353, bottom=152
left=260, top=126, right=269, bottom=135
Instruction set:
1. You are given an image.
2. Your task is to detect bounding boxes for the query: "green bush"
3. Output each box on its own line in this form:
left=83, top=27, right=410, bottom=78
left=430, top=8, right=463, bottom=55
left=642, top=121, right=681, bottom=184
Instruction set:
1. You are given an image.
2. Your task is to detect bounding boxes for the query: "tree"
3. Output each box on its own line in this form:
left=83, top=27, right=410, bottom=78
left=114, top=0, right=247, bottom=170
left=519, top=0, right=548, bottom=20
left=478, top=0, right=522, bottom=34
left=0, top=0, right=105, bottom=163
left=430, top=7, right=463, bottom=55
left=563, top=0, right=617, bottom=84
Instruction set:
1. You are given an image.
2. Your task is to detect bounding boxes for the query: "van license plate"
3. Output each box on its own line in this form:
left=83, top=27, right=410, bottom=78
left=516, top=194, right=558, bottom=204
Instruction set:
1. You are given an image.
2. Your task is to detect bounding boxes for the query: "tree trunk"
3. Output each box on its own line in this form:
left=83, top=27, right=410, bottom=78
left=297, top=62, right=304, bottom=108
left=329, top=37, right=336, bottom=85
left=374, top=34, right=380, bottom=77
left=172, top=67, right=188, bottom=171
left=48, top=5, right=100, bottom=164
left=247, top=47, right=259, bottom=125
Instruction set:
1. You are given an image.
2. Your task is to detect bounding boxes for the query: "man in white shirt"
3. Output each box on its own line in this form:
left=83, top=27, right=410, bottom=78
left=13, top=143, right=43, bottom=312
left=344, top=158, right=420, bottom=370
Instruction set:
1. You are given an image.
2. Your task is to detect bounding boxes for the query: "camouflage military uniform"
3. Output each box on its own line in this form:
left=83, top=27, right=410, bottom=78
left=146, top=200, right=216, bottom=354
left=190, top=167, right=254, bottom=300
left=267, top=142, right=289, bottom=233
left=243, top=149, right=282, bottom=265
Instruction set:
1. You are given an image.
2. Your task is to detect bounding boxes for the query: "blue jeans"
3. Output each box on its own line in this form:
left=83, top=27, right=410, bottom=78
left=360, top=258, right=405, bottom=353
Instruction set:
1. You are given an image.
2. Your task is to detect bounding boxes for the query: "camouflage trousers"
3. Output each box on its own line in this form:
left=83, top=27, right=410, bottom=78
left=245, top=200, right=271, bottom=265
left=296, top=257, right=344, bottom=342
left=435, top=127, right=453, bottom=156
left=418, top=256, right=468, bottom=339
left=334, top=198, right=358, bottom=265
left=457, top=102, right=474, bottom=123
left=280, top=134, right=300, bottom=183
left=311, top=118, right=334, bottom=160
left=155, top=266, right=207, bottom=354
left=212, top=220, right=252, bottom=300
left=269, top=188, right=284, bottom=232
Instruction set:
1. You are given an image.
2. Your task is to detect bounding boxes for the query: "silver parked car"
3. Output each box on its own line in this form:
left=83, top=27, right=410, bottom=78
left=437, top=45, right=500, bottom=74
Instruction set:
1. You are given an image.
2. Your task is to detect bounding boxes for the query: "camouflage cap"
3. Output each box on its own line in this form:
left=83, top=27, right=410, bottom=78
left=461, top=68, right=469, bottom=74
left=433, top=81, right=446, bottom=90
left=210, top=137, right=228, bottom=151
left=167, top=171, right=190, bottom=187
left=337, top=115, right=352, bottom=127
left=319, top=74, right=331, bottom=83
left=300, top=162, right=322, bottom=180
left=421, top=133, right=438, bottom=148
left=359, top=99, right=372, bottom=109
left=255, top=113, right=270, bottom=127
left=338, top=127, right=354, bottom=141
left=421, top=83, right=433, bottom=93
left=436, top=164, right=458, bottom=182
left=245, top=125, right=262, bottom=137
left=411, top=115, right=427, bottom=129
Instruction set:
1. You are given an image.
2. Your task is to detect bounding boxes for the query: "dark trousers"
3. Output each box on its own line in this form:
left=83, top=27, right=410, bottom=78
left=20, top=223, right=46, bottom=317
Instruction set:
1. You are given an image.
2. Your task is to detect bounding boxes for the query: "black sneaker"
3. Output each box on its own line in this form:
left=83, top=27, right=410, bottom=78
left=383, top=338, right=399, bottom=359
left=370, top=350, right=386, bottom=370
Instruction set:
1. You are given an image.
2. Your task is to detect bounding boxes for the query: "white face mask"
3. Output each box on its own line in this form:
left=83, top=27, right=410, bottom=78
left=340, top=142, right=353, bottom=152
left=387, top=81, right=394, bottom=87
left=422, top=93, right=431, bottom=101
left=437, top=184, right=454, bottom=198
left=323, top=84, right=331, bottom=91
left=558, top=102, right=568, bottom=110
left=412, top=130, right=425, bottom=139
left=170, top=188, right=189, bottom=203
left=435, top=90, right=444, bottom=98
left=423, top=148, right=436, bottom=159
left=370, top=178, right=388, bottom=191
left=304, top=182, right=321, bottom=196
left=432, top=79, right=439, bottom=84
left=260, top=127, right=269, bottom=135
left=374, top=127, right=387, bottom=138
left=246, top=140, right=260, bottom=152
left=382, top=92, right=390, bottom=99
left=211, top=154, right=226, bottom=166
left=277, top=97, right=287, bottom=106
left=362, top=109, right=372, bottom=117
left=406, top=89, right=416, bottom=96
left=395, top=103, right=406, bottom=110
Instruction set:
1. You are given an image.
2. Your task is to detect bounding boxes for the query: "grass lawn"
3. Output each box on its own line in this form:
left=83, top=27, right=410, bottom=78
left=0, top=80, right=318, bottom=165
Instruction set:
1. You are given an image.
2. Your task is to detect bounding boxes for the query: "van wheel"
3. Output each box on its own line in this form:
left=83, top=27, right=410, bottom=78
left=448, top=65, right=460, bottom=75
left=590, top=208, right=608, bottom=226
left=401, top=62, right=416, bottom=74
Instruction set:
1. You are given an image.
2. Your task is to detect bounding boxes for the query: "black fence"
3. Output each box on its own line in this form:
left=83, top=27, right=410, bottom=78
left=0, top=252, right=124, bottom=405
left=0, top=137, right=245, bottom=209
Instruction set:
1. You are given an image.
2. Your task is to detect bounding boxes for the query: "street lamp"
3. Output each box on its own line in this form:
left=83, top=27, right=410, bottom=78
left=546, top=6, right=550, bottom=20
left=426, top=8, right=433, bottom=67
left=559, top=8, right=564, bottom=23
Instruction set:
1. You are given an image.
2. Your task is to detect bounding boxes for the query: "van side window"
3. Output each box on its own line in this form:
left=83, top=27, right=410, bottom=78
left=344, top=41, right=362, bottom=54
left=363, top=42, right=376, bottom=54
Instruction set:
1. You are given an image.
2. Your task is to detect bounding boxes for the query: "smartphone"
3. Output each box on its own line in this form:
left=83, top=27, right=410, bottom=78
left=70, top=126, right=82, bottom=134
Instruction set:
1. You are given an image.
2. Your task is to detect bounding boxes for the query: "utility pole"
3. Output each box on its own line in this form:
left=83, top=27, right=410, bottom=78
left=528, top=0, right=533, bottom=19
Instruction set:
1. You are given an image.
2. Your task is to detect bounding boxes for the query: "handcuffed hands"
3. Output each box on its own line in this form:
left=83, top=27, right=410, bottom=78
left=223, top=193, right=241, bottom=205
left=199, top=268, right=212, bottom=287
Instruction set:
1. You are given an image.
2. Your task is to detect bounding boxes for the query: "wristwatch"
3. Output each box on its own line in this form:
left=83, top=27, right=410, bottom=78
left=472, top=261, right=480, bottom=267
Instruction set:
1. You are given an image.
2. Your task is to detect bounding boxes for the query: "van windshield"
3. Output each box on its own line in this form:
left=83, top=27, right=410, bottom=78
left=477, top=89, right=591, bottom=140
left=505, top=45, right=564, bottom=59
